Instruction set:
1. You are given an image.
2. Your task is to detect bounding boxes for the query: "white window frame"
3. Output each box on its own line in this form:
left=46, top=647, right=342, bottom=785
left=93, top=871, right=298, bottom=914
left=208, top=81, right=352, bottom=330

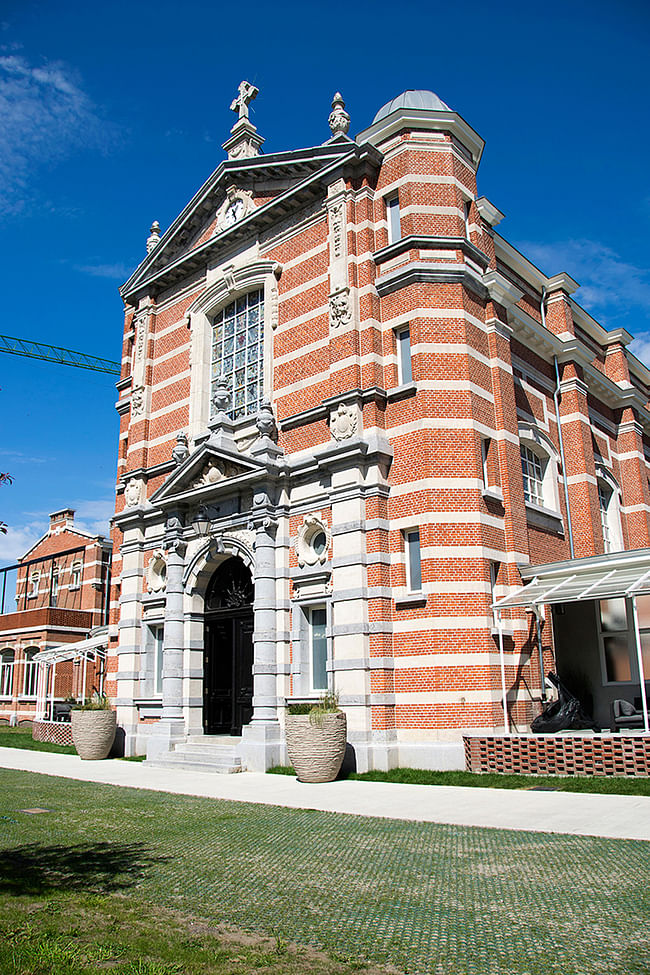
left=308, top=605, right=328, bottom=693
left=404, top=530, right=423, bottom=593
left=596, top=468, right=623, bottom=554
left=210, top=289, right=265, bottom=422
left=386, top=194, right=401, bottom=244
left=395, top=325, right=413, bottom=385
left=22, top=647, right=39, bottom=698
left=150, top=623, right=164, bottom=697
left=186, top=260, right=278, bottom=445
left=0, top=650, right=15, bottom=698
left=70, top=561, right=82, bottom=590
left=518, top=425, right=562, bottom=515
left=28, top=571, right=40, bottom=600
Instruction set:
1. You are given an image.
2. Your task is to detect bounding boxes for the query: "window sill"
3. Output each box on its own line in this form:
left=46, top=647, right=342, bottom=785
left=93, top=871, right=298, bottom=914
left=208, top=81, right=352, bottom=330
left=525, top=502, right=564, bottom=534
left=395, top=592, right=427, bottom=609
left=386, top=382, right=417, bottom=402
left=482, top=486, right=504, bottom=503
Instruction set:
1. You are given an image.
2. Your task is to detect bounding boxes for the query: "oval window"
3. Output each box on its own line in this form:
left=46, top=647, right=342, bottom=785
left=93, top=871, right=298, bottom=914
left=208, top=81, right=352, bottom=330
left=312, top=531, right=327, bottom=557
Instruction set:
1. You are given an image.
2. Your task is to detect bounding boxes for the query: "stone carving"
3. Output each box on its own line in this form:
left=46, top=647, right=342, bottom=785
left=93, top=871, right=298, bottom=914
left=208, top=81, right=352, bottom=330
left=296, top=514, right=330, bottom=568
left=331, top=203, right=345, bottom=259
left=124, top=478, right=143, bottom=507
left=131, top=387, right=145, bottom=416
left=225, top=528, right=256, bottom=555
left=146, top=220, right=161, bottom=254
left=230, top=80, right=258, bottom=121
left=256, top=397, right=276, bottom=440
left=147, top=549, right=167, bottom=593
left=211, top=375, right=232, bottom=416
left=172, top=431, right=189, bottom=466
left=164, top=513, right=186, bottom=554
left=215, top=184, right=257, bottom=231
left=191, top=457, right=243, bottom=488
left=328, top=92, right=350, bottom=137
left=329, top=287, right=352, bottom=328
left=330, top=403, right=358, bottom=441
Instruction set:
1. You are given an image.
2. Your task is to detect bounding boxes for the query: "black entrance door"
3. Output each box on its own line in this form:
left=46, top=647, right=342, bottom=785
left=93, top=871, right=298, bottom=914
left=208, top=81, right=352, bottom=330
left=203, top=558, right=254, bottom=735
left=203, top=611, right=253, bottom=734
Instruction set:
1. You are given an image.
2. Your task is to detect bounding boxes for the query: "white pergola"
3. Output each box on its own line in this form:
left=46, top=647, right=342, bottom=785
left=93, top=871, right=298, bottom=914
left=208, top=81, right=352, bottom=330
left=492, top=548, right=650, bottom=734
left=35, top=629, right=108, bottom=721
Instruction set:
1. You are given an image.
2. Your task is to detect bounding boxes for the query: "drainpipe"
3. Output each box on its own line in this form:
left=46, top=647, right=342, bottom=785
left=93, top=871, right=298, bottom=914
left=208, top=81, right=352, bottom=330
left=544, top=286, right=575, bottom=559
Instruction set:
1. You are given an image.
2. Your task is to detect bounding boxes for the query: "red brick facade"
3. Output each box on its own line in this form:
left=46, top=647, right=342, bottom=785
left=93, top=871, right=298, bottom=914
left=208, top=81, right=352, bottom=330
left=109, top=89, right=650, bottom=768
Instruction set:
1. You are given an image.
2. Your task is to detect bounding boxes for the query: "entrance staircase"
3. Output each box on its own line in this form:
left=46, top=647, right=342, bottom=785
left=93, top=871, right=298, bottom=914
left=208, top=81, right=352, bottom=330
left=145, top=735, right=245, bottom=774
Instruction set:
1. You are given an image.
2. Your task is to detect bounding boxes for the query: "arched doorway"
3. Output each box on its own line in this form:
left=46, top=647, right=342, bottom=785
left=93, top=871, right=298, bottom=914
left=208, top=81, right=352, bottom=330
left=203, top=557, right=254, bottom=735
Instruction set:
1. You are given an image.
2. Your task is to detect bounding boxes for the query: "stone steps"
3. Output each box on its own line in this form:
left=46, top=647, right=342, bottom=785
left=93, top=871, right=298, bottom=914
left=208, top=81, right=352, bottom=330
left=145, top=735, right=245, bottom=774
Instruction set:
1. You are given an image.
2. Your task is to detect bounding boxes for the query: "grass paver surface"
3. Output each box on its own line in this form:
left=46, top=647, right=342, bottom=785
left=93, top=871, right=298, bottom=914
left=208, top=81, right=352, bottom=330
left=1, top=768, right=648, bottom=975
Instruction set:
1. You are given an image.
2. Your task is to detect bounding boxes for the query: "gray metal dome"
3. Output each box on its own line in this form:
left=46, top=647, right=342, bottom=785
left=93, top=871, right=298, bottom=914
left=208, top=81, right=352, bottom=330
left=373, top=89, right=451, bottom=123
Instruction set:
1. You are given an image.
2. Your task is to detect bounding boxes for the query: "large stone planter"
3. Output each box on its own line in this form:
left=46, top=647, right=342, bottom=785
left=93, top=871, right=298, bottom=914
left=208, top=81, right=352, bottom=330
left=285, top=711, right=347, bottom=783
left=70, top=709, right=116, bottom=760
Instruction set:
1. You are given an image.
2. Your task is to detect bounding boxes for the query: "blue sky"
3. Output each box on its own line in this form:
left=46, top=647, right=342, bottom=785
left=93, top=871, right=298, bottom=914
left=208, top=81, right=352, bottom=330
left=1, top=0, right=649, bottom=563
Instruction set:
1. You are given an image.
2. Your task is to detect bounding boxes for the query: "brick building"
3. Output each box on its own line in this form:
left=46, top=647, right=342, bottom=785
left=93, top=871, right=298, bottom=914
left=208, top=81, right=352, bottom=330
left=0, top=508, right=112, bottom=725
left=110, top=87, right=650, bottom=770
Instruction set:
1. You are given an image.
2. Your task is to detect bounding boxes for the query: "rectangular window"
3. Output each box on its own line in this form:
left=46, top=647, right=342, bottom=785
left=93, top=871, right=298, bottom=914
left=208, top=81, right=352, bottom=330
left=50, top=565, right=59, bottom=607
left=386, top=195, right=401, bottom=244
left=309, top=607, right=328, bottom=691
left=211, top=289, right=264, bottom=422
left=70, top=562, right=82, bottom=590
left=0, top=652, right=14, bottom=697
left=405, top=530, right=422, bottom=592
left=489, top=561, right=500, bottom=626
left=22, top=650, right=39, bottom=698
left=598, top=482, right=612, bottom=552
left=598, top=599, right=633, bottom=683
left=28, top=572, right=39, bottom=599
left=464, top=199, right=472, bottom=238
left=481, top=438, right=491, bottom=489
left=151, top=624, right=164, bottom=696
left=396, top=326, right=412, bottom=385
left=520, top=445, right=544, bottom=506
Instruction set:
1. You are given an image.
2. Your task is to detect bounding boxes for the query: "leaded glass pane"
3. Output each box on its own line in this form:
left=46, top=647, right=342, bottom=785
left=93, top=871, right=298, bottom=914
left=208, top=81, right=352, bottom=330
left=211, top=290, right=264, bottom=420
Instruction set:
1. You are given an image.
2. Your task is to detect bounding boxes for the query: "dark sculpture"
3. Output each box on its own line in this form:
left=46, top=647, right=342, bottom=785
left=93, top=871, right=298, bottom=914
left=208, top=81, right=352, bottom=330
left=531, top=672, right=599, bottom=734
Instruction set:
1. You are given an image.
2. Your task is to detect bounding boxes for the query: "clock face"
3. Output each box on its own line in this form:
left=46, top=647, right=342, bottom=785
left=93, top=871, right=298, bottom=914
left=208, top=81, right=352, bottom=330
left=224, top=198, right=244, bottom=226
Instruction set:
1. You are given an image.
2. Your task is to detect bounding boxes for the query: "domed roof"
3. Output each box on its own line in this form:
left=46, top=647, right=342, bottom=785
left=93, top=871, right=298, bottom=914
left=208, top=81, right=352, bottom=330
left=373, top=89, right=451, bottom=123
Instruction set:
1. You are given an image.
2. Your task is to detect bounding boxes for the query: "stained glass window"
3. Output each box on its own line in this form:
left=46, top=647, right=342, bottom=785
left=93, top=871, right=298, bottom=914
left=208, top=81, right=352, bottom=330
left=211, top=290, right=264, bottom=421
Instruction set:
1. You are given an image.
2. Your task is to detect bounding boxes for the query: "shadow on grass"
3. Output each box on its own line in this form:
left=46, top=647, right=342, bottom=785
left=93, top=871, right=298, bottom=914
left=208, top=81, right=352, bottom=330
left=0, top=841, right=169, bottom=896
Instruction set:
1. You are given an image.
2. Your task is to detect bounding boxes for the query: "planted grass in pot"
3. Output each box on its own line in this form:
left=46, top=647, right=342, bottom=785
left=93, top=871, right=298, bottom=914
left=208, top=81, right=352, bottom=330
left=285, top=693, right=347, bottom=783
left=70, top=693, right=116, bottom=761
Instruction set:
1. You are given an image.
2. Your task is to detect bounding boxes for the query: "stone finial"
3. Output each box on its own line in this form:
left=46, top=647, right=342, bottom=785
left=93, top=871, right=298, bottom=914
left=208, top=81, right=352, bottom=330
left=223, top=83, right=265, bottom=160
left=172, top=431, right=189, bottom=466
left=211, top=375, right=232, bottom=417
left=146, top=220, right=161, bottom=254
left=328, top=92, right=350, bottom=137
left=256, top=397, right=276, bottom=440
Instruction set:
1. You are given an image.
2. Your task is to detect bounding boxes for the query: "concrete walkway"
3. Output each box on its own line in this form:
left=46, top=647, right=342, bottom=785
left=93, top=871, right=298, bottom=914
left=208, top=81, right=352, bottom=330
left=1, top=747, right=648, bottom=841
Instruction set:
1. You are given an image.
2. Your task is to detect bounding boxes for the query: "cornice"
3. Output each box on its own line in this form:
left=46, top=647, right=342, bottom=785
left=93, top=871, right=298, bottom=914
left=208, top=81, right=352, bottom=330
left=355, top=108, right=485, bottom=168
left=375, top=261, right=487, bottom=300
left=373, top=234, right=489, bottom=271
left=476, top=196, right=505, bottom=227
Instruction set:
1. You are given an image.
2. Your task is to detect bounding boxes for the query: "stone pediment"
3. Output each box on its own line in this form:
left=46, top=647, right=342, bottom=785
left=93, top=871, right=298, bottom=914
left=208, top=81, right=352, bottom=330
left=120, top=143, right=374, bottom=303
left=150, top=442, right=264, bottom=506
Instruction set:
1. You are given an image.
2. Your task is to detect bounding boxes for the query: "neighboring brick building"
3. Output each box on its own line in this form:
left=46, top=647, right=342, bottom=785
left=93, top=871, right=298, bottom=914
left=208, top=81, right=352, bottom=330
left=0, top=508, right=112, bottom=724
left=110, top=87, right=650, bottom=769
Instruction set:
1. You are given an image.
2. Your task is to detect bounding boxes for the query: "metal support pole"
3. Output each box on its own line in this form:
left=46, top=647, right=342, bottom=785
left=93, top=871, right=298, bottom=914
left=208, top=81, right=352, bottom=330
left=534, top=608, right=547, bottom=701
left=630, top=597, right=650, bottom=734
left=497, top=610, right=510, bottom=734
left=50, top=662, right=56, bottom=719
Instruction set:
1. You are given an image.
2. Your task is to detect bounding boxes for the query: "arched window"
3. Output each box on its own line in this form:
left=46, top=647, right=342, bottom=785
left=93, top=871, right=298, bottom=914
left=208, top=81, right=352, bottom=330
left=211, top=290, right=264, bottom=421
left=0, top=650, right=15, bottom=697
left=597, top=468, right=623, bottom=553
left=518, top=425, right=561, bottom=514
left=22, top=647, right=39, bottom=698
left=28, top=571, right=40, bottom=599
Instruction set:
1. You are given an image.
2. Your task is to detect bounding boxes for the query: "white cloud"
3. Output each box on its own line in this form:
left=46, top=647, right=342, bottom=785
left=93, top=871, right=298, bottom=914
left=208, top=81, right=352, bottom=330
left=0, top=519, right=46, bottom=563
left=629, top=331, right=650, bottom=370
left=0, top=497, right=113, bottom=565
left=517, top=238, right=650, bottom=324
left=72, top=497, right=113, bottom=539
left=0, top=54, right=108, bottom=213
left=73, top=261, right=133, bottom=280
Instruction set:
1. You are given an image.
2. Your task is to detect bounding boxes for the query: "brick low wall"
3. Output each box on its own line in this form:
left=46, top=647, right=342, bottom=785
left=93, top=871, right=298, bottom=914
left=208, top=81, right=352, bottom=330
left=32, top=721, right=74, bottom=747
left=464, top=734, right=650, bottom=777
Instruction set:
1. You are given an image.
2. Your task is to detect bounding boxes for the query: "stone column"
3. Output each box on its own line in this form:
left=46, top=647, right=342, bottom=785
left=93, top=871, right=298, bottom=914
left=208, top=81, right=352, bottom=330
left=145, top=513, right=187, bottom=760
left=240, top=490, right=283, bottom=770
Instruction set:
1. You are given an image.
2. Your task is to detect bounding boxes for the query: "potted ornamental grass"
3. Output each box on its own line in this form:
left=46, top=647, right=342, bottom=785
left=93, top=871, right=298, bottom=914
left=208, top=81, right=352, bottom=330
left=285, top=692, right=347, bottom=783
left=70, top=692, right=116, bottom=760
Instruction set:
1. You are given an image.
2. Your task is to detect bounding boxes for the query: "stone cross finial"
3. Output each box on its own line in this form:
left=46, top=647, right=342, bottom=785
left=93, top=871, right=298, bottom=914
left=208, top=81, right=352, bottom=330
left=146, top=220, right=161, bottom=254
left=230, top=81, right=259, bottom=121
left=328, top=92, right=350, bottom=136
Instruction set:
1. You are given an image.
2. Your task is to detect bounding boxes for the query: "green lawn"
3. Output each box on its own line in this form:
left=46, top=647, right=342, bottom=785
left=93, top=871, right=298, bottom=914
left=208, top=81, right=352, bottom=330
left=268, top=764, right=650, bottom=796
left=1, top=769, right=648, bottom=975
left=0, top=725, right=76, bottom=755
